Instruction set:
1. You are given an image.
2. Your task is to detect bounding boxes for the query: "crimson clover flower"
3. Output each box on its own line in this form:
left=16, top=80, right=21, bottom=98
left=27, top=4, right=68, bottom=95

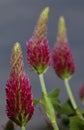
left=6, top=42, right=34, bottom=127
left=52, top=16, right=75, bottom=79
left=26, top=7, right=51, bottom=75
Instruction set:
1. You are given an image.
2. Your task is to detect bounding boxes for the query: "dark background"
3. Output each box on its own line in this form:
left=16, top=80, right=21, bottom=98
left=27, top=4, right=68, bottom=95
left=0, top=0, right=84, bottom=129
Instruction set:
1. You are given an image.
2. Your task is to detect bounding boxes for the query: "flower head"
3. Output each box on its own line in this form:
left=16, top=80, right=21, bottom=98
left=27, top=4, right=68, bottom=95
left=52, top=17, right=75, bottom=79
left=26, top=7, right=51, bottom=74
left=6, top=42, right=34, bottom=126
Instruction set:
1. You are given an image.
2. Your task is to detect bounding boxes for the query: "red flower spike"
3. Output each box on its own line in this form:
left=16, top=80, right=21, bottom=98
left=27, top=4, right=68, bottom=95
left=52, top=17, right=75, bottom=79
left=6, top=42, right=34, bottom=126
left=26, top=7, right=51, bottom=74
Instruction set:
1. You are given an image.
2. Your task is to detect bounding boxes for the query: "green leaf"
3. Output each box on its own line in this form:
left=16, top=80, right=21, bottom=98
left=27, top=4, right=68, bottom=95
left=48, top=88, right=60, bottom=98
left=48, top=88, right=74, bottom=115
left=40, top=88, right=74, bottom=116
left=53, top=99, right=74, bottom=115
left=33, top=98, right=39, bottom=106
left=48, top=88, right=61, bottom=111
left=60, top=100, right=74, bottom=115
left=69, top=116, right=84, bottom=130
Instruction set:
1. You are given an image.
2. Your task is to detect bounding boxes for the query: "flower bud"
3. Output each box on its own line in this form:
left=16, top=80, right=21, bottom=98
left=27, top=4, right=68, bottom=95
left=26, top=7, right=51, bottom=74
left=6, top=42, right=34, bottom=126
left=52, top=17, right=75, bottom=79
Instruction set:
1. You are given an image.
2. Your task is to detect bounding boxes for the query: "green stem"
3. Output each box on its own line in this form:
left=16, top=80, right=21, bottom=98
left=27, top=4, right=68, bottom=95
left=64, top=79, right=84, bottom=120
left=64, top=79, right=77, bottom=110
left=21, top=126, right=26, bottom=130
left=39, top=74, right=59, bottom=130
left=39, top=74, right=47, bottom=95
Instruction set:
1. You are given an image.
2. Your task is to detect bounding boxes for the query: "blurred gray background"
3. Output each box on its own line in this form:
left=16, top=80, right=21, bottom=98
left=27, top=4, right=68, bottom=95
left=0, top=0, right=84, bottom=129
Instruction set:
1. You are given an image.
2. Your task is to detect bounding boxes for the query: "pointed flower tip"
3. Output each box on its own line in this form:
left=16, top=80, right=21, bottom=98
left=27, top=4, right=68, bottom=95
left=11, top=42, right=24, bottom=78
left=59, top=16, right=65, bottom=24
left=58, top=16, right=65, bottom=29
left=43, top=7, right=49, bottom=15
left=38, top=6, right=49, bottom=21
left=14, top=42, right=20, bottom=48
left=57, top=16, right=67, bottom=41
left=13, top=42, right=21, bottom=53
left=33, top=7, right=49, bottom=41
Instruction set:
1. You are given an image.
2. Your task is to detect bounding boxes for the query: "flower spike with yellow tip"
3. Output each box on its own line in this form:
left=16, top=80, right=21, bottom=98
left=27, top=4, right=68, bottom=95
left=6, top=42, right=34, bottom=130
left=52, top=16, right=75, bottom=80
left=26, top=7, right=51, bottom=75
